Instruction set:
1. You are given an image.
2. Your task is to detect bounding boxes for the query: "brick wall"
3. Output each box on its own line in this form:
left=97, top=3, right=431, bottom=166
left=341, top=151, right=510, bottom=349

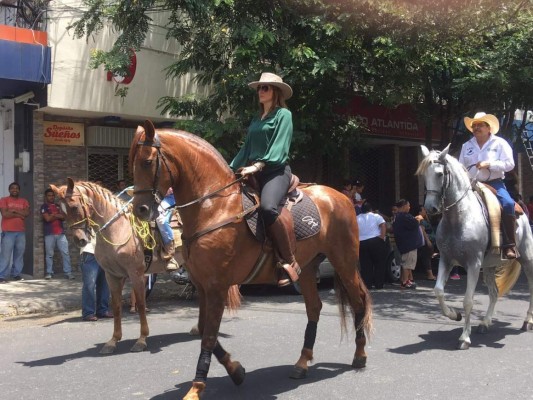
left=32, top=113, right=88, bottom=277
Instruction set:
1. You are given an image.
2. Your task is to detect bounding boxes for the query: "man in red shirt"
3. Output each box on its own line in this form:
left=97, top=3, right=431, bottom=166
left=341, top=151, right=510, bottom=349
left=0, top=182, right=30, bottom=282
left=41, top=188, right=73, bottom=279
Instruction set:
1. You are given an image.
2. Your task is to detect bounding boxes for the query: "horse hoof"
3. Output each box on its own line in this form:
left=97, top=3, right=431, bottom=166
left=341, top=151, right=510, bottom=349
left=229, top=362, right=245, bottom=386
left=457, top=341, right=470, bottom=350
left=189, top=324, right=200, bottom=336
left=352, top=356, right=367, bottom=369
left=99, top=344, right=116, bottom=355
left=455, top=313, right=462, bottom=322
left=289, top=366, right=308, bottom=379
left=477, top=325, right=488, bottom=334
left=130, top=342, right=147, bottom=352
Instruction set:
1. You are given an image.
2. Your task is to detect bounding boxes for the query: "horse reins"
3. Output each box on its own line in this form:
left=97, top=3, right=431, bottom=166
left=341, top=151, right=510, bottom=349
left=132, top=133, right=258, bottom=244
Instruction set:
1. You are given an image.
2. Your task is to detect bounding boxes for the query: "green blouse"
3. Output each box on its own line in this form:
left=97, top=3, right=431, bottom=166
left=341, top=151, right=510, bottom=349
left=230, top=107, right=293, bottom=171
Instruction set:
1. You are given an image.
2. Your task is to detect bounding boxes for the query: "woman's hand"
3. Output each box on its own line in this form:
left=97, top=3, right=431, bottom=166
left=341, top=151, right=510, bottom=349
left=239, top=162, right=265, bottom=176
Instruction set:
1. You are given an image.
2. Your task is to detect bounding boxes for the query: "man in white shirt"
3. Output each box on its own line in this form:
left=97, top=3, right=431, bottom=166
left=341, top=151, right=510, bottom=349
left=459, top=112, right=517, bottom=259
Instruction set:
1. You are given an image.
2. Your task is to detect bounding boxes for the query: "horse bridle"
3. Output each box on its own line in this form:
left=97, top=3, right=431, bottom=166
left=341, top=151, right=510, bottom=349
left=424, top=159, right=473, bottom=213
left=131, top=133, right=259, bottom=244
left=132, top=133, right=245, bottom=210
left=64, top=189, right=95, bottom=238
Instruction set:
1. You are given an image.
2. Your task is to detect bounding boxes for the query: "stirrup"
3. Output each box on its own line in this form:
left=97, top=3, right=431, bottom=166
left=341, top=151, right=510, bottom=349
left=165, top=258, right=179, bottom=271
left=504, top=246, right=517, bottom=260
left=277, top=262, right=301, bottom=287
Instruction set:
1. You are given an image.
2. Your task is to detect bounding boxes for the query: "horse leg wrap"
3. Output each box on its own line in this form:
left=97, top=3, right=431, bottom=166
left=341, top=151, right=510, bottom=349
left=193, top=348, right=212, bottom=383
left=303, top=321, right=318, bottom=349
left=213, top=341, right=227, bottom=360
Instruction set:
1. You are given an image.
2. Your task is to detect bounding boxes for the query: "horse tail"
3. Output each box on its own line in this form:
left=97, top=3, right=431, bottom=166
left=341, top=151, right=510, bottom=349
left=333, top=272, right=373, bottom=340
left=495, top=260, right=522, bottom=297
left=225, top=284, right=242, bottom=313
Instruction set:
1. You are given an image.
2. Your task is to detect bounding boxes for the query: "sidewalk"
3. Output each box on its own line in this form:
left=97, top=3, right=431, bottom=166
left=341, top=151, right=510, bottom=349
left=0, top=272, right=185, bottom=318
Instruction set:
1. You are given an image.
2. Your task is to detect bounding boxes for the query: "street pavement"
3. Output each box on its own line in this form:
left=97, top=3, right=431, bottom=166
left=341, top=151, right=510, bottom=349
left=2, top=272, right=533, bottom=400
left=0, top=272, right=186, bottom=318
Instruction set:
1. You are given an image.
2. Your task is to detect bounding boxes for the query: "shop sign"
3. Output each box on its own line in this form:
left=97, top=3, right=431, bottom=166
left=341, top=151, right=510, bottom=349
left=347, top=97, right=441, bottom=141
left=43, top=122, right=84, bottom=146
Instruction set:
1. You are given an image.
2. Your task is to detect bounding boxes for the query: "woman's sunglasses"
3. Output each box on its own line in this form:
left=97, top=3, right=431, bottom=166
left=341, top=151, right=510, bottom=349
left=256, top=85, right=271, bottom=93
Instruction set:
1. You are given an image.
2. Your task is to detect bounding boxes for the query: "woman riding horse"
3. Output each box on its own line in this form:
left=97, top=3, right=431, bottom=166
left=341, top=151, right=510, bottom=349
left=459, top=112, right=517, bottom=259
left=230, top=72, right=300, bottom=286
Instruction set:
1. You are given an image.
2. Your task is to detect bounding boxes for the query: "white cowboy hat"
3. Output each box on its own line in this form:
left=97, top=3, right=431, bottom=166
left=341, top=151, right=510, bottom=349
left=248, top=72, right=293, bottom=100
left=464, top=112, right=500, bottom=134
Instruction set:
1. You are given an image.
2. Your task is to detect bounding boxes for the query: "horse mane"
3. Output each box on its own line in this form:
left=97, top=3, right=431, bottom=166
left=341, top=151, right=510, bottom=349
left=76, top=181, right=128, bottom=213
left=128, top=128, right=145, bottom=175
left=415, top=149, right=469, bottom=181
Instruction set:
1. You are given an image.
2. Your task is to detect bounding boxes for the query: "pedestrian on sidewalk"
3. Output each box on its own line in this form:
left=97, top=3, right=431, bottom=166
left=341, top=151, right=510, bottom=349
left=41, top=188, right=73, bottom=280
left=80, top=236, right=112, bottom=321
left=0, top=182, right=30, bottom=283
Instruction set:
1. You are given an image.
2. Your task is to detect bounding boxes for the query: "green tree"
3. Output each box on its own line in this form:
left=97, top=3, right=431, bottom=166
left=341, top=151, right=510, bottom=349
left=69, top=0, right=533, bottom=180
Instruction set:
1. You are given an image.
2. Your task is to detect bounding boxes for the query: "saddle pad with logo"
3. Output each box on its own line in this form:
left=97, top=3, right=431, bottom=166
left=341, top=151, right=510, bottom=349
left=242, top=190, right=321, bottom=242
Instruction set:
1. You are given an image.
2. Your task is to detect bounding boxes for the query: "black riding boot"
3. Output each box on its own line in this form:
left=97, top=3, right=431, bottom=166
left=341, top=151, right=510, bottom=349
left=267, top=209, right=302, bottom=287
left=501, top=213, right=517, bottom=259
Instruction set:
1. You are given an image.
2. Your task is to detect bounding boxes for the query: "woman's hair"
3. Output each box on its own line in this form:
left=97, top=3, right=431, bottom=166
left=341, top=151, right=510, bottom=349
left=259, top=86, right=287, bottom=115
left=361, top=201, right=373, bottom=213
left=395, top=199, right=409, bottom=208
left=416, top=205, right=425, bottom=215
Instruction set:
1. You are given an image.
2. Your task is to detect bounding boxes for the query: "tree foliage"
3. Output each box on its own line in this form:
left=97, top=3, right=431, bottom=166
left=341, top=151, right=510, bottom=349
left=69, top=0, right=533, bottom=179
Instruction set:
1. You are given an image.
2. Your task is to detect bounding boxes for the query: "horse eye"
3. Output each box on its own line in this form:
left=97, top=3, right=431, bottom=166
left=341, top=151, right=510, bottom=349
left=143, top=159, right=153, bottom=167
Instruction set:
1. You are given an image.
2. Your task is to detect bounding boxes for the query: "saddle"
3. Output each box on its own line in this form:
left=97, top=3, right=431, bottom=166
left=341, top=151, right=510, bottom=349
left=475, top=182, right=523, bottom=256
left=241, top=174, right=321, bottom=243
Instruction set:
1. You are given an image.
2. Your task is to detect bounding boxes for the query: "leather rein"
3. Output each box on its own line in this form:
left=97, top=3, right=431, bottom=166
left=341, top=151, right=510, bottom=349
left=424, top=160, right=474, bottom=213
left=132, top=133, right=259, bottom=244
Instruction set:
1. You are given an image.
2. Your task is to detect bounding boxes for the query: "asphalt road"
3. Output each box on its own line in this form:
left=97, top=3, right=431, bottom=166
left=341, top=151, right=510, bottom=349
left=1, top=276, right=533, bottom=400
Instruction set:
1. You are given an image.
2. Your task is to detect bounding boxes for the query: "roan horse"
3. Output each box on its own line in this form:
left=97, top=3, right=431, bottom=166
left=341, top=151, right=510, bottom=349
left=51, top=178, right=185, bottom=354
left=417, top=145, right=533, bottom=350
left=129, top=120, right=372, bottom=400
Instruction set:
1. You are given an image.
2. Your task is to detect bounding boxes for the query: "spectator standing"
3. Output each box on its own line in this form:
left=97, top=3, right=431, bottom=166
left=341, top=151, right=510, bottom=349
left=80, top=235, right=112, bottom=321
left=41, top=188, right=73, bottom=279
left=353, top=180, right=365, bottom=215
left=115, top=179, right=132, bottom=202
left=392, top=199, right=424, bottom=289
left=341, top=180, right=355, bottom=207
left=0, top=182, right=30, bottom=283
left=357, top=202, right=388, bottom=289
left=415, top=205, right=437, bottom=281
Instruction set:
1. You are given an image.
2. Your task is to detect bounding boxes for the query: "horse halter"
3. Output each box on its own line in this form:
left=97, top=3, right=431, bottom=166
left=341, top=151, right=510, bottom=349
left=133, top=133, right=175, bottom=205
left=133, top=133, right=245, bottom=210
left=424, top=159, right=472, bottom=213
left=64, top=189, right=95, bottom=239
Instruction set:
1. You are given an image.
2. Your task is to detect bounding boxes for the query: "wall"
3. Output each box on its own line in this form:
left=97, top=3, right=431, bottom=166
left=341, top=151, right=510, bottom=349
left=45, top=1, right=208, bottom=121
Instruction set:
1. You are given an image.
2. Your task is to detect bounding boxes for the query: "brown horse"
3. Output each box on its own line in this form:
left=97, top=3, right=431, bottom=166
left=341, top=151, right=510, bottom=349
left=129, top=120, right=372, bottom=400
left=51, top=178, right=184, bottom=354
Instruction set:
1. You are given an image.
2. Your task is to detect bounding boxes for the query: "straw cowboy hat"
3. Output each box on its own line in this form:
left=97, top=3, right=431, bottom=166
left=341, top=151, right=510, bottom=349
left=248, top=72, right=293, bottom=100
left=464, top=112, right=500, bottom=134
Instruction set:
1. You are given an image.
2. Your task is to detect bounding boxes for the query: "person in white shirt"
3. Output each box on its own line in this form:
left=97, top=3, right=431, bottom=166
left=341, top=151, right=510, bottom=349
left=459, top=111, right=517, bottom=259
left=357, top=201, right=388, bottom=289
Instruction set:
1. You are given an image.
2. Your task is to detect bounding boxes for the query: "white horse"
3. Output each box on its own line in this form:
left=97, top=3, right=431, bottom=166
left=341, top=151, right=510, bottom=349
left=416, top=144, right=533, bottom=349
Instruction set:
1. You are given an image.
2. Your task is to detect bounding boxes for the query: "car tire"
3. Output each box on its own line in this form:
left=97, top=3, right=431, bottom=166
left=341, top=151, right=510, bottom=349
left=386, top=252, right=401, bottom=283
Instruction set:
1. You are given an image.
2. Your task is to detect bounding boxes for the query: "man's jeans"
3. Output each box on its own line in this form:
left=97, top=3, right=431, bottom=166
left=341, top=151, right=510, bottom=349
left=80, top=252, right=110, bottom=318
left=44, top=234, right=72, bottom=275
left=156, top=195, right=175, bottom=245
left=0, top=231, right=26, bottom=279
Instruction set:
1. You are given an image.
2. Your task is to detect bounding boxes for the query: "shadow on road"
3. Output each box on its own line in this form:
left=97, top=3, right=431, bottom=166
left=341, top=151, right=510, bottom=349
left=150, top=361, right=363, bottom=400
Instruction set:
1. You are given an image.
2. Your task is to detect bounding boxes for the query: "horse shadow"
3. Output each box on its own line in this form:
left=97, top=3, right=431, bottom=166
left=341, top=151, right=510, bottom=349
left=16, top=331, right=198, bottom=368
left=150, top=362, right=361, bottom=400
left=388, top=320, right=528, bottom=354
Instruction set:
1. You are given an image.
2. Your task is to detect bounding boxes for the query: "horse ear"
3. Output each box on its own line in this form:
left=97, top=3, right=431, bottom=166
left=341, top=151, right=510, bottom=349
left=144, top=119, right=156, bottom=140
left=439, top=144, right=451, bottom=161
left=420, top=145, right=430, bottom=157
left=66, top=177, right=75, bottom=194
left=49, top=184, right=59, bottom=195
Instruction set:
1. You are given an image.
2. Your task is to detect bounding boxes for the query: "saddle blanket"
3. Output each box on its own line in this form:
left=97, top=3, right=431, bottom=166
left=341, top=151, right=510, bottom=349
left=242, top=189, right=321, bottom=242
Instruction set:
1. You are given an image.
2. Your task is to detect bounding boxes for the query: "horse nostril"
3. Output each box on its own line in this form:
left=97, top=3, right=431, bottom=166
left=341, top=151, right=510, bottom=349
left=139, top=205, right=149, bottom=214
left=78, top=239, right=87, bottom=248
